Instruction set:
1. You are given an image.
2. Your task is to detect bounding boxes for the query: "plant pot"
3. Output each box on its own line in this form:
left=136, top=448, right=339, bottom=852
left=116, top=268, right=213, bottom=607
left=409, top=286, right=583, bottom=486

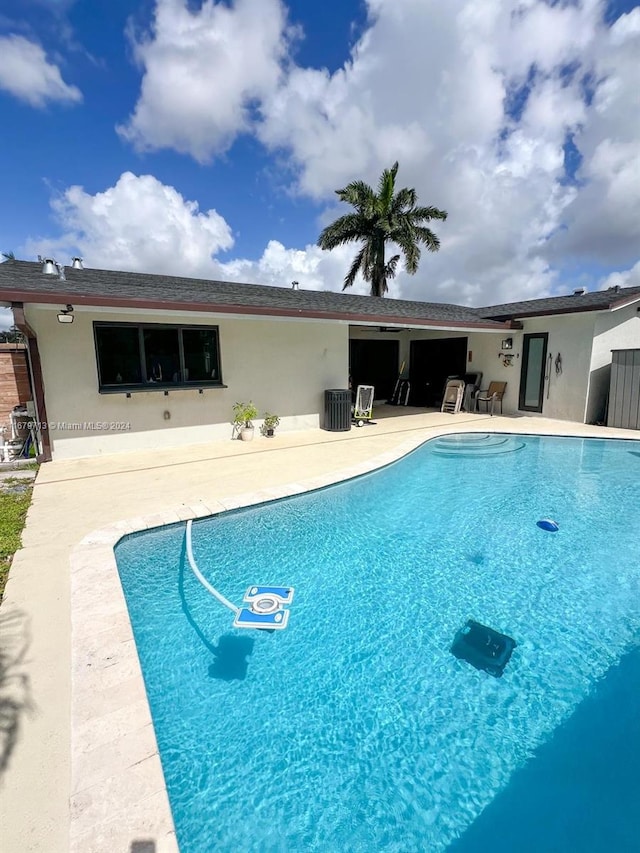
left=265, top=428, right=275, bottom=437
left=239, top=426, right=254, bottom=442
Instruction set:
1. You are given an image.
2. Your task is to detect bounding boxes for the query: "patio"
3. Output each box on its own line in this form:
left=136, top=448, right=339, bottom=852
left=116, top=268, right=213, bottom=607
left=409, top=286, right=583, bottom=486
left=1, top=411, right=638, bottom=852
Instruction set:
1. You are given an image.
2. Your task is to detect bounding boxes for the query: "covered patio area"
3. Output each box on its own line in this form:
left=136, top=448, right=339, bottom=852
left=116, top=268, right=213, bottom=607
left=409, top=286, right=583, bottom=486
left=348, top=324, right=517, bottom=413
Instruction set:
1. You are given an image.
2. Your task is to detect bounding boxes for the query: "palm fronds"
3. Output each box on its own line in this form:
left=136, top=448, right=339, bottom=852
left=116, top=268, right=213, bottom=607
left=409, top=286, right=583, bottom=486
left=317, top=162, right=447, bottom=297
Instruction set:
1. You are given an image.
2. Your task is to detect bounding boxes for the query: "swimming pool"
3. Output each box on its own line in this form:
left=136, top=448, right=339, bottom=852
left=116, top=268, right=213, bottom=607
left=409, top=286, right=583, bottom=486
left=115, top=433, right=640, bottom=852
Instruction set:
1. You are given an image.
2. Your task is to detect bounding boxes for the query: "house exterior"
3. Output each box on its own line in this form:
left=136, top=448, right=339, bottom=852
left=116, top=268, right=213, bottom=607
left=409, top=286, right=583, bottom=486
left=477, top=289, right=640, bottom=424
left=0, top=259, right=638, bottom=461
left=0, top=343, right=31, bottom=434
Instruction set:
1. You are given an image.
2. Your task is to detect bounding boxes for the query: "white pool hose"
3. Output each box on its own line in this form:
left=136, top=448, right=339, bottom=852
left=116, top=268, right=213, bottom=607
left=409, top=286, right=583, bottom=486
left=185, top=520, right=239, bottom=615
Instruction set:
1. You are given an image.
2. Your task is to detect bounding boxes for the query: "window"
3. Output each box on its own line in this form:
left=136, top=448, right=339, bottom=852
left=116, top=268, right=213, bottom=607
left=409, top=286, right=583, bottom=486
left=96, top=326, right=142, bottom=386
left=144, top=327, right=181, bottom=383
left=183, top=329, right=219, bottom=382
left=94, top=323, right=222, bottom=391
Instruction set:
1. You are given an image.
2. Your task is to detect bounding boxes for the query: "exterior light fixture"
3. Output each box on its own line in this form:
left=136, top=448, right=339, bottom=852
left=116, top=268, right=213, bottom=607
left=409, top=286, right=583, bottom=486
left=501, top=338, right=513, bottom=350
left=57, top=304, right=74, bottom=324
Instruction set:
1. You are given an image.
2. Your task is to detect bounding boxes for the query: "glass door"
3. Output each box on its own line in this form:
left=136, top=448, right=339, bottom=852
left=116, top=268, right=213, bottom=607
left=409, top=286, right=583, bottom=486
left=518, top=333, right=548, bottom=412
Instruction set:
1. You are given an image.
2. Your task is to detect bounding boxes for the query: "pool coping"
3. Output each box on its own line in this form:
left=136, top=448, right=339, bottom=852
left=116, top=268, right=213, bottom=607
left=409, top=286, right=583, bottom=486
left=69, top=425, right=640, bottom=851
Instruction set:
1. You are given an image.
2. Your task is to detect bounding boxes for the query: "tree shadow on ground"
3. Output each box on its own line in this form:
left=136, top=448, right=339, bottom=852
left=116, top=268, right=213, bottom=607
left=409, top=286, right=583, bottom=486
left=0, top=608, right=33, bottom=779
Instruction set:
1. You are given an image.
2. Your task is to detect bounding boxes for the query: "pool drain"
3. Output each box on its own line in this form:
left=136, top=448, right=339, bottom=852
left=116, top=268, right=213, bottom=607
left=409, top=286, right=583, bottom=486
left=250, top=594, right=281, bottom=614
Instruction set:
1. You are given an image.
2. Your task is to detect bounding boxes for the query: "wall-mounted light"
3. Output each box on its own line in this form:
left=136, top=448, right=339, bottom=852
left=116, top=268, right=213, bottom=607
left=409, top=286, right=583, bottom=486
left=57, top=304, right=74, bottom=324
left=501, top=337, right=513, bottom=350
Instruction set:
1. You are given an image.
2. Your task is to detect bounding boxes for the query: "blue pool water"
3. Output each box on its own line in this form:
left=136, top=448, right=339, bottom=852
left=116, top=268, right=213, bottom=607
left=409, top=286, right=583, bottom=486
left=115, top=434, right=640, bottom=852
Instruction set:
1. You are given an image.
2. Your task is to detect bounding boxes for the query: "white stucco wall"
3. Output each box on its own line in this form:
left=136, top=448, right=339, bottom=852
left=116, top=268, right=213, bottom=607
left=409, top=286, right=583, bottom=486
left=349, top=314, right=602, bottom=422
left=586, top=302, right=640, bottom=423
left=452, top=331, right=519, bottom=413
left=510, top=313, right=597, bottom=422
left=26, top=305, right=348, bottom=459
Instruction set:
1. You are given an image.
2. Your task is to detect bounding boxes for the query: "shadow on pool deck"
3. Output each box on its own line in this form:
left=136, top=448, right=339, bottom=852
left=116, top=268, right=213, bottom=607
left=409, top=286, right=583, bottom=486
left=0, top=609, right=33, bottom=780
left=130, top=842, right=156, bottom=853
left=449, top=643, right=640, bottom=853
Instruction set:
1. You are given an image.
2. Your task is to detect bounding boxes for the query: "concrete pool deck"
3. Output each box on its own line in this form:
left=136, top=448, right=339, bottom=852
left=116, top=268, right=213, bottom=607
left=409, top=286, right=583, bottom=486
left=1, top=410, right=638, bottom=852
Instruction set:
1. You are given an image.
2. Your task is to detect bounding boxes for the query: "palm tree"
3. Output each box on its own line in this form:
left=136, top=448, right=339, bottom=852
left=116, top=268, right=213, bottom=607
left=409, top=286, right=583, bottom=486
left=1, top=251, right=15, bottom=261
left=317, top=162, right=447, bottom=297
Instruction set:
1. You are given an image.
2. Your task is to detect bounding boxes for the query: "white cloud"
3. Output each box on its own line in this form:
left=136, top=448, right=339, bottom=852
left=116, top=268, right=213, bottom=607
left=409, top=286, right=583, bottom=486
left=119, top=1, right=639, bottom=304
left=15, top=162, right=637, bottom=326
left=547, top=7, right=640, bottom=265
left=255, top=0, right=639, bottom=304
left=18, top=1, right=639, bottom=311
left=219, top=239, right=375, bottom=295
left=118, top=0, right=291, bottom=161
left=24, top=172, right=234, bottom=278
left=21, top=172, right=372, bottom=298
left=0, top=34, right=82, bottom=107
left=598, top=259, right=640, bottom=292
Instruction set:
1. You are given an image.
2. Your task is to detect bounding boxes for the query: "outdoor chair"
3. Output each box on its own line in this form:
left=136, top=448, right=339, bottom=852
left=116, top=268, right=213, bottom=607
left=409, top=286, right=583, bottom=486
left=475, top=381, right=507, bottom=416
left=462, top=372, right=483, bottom=412
left=352, top=384, right=375, bottom=426
left=441, top=379, right=465, bottom=414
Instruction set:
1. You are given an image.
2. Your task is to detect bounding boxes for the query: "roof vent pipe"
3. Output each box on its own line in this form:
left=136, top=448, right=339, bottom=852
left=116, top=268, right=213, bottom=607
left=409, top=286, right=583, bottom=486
left=291, top=281, right=299, bottom=290
left=71, top=257, right=83, bottom=270
left=573, top=287, right=587, bottom=296
left=41, top=258, right=57, bottom=275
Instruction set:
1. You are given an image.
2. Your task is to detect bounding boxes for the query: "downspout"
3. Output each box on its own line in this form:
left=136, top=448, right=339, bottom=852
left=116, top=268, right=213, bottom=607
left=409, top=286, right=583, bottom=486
left=12, top=302, right=52, bottom=462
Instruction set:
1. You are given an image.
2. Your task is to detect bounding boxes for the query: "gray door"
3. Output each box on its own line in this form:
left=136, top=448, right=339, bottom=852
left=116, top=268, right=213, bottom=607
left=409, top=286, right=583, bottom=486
left=519, top=333, right=548, bottom=413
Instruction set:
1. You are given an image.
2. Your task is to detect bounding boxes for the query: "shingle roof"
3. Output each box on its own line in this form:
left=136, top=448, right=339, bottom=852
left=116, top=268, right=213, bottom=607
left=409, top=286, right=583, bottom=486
left=478, top=286, right=640, bottom=319
left=0, top=260, right=507, bottom=329
left=4, top=260, right=635, bottom=327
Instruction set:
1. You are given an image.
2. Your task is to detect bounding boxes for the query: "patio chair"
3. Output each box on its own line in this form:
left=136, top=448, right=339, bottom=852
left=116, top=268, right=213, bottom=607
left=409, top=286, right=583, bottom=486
left=461, top=372, right=483, bottom=412
left=475, top=381, right=507, bottom=416
left=441, top=379, right=465, bottom=414
left=352, top=384, right=375, bottom=426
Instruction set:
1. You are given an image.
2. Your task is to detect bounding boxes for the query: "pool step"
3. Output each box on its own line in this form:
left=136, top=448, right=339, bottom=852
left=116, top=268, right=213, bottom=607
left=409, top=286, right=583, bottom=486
left=431, top=433, right=525, bottom=457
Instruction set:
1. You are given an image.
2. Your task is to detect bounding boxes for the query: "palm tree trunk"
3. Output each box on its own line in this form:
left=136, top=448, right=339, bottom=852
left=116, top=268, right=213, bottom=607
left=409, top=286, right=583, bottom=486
left=371, top=233, right=386, bottom=296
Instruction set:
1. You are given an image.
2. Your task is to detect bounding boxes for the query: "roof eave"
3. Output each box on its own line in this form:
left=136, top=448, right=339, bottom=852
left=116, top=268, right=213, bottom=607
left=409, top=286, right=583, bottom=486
left=0, top=290, right=512, bottom=331
left=610, top=293, right=640, bottom=311
left=488, top=303, right=611, bottom=321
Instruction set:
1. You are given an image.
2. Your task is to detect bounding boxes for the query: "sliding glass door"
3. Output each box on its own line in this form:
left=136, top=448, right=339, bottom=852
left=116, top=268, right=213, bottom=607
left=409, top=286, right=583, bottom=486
left=518, top=333, right=548, bottom=413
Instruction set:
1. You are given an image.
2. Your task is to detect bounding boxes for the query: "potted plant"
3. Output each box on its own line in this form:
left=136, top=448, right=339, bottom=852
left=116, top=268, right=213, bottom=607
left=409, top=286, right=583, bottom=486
left=261, top=412, right=280, bottom=437
left=232, top=401, right=259, bottom=441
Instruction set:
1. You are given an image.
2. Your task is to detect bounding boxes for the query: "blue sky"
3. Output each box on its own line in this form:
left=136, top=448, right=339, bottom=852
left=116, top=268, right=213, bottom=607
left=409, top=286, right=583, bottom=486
left=1, top=0, right=639, bottom=327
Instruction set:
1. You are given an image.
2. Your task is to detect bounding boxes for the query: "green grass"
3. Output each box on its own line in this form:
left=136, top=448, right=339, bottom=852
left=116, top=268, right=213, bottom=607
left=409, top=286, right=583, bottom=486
left=0, top=482, right=34, bottom=602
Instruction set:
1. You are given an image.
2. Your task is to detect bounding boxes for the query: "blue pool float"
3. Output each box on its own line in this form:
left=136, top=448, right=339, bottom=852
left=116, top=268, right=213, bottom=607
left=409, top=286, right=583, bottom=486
left=537, top=519, right=559, bottom=532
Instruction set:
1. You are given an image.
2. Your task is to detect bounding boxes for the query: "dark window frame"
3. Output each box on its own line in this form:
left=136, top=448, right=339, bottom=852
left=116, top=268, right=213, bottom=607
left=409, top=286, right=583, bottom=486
left=93, top=321, right=224, bottom=393
left=518, top=332, right=548, bottom=413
